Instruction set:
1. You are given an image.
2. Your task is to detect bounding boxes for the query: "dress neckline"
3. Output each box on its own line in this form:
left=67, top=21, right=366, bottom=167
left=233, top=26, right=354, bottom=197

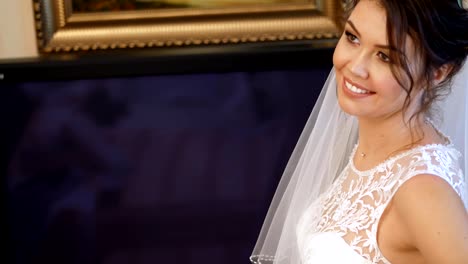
left=349, top=142, right=455, bottom=175
left=349, top=118, right=456, bottom=175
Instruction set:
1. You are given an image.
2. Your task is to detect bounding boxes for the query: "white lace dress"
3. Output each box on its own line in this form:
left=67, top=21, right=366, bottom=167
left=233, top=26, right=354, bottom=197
left=296, top=143, right=467, bottom=264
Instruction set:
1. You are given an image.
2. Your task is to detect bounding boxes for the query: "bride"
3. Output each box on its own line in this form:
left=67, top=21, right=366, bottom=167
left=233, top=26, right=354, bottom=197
left=251, top=0, right=468, bottom=263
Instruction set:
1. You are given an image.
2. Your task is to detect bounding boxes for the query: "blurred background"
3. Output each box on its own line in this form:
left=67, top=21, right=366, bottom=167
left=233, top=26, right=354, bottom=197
left=1, top=65, right=332, bottom=264
left=0, top=0, right=337, bottom=262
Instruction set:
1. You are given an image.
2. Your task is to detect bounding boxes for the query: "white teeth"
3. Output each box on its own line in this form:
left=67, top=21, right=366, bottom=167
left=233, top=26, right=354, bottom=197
left=345, top=81, right=370, bottom=94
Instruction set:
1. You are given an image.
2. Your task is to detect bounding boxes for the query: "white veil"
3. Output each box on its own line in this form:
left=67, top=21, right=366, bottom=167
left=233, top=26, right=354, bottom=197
left=439, top=60, right=468, bottom=195
left=250, top=61, right=468, bottom=263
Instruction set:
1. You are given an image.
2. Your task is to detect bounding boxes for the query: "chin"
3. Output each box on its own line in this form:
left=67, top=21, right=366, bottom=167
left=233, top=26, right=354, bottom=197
left=337, top=99, right=360, bottom=117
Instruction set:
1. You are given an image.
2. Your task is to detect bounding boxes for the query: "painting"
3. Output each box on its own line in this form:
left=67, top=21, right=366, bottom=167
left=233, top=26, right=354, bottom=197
left=71, top=0, right=310, bottom=11
left=32, top=0, right=344, bottom=53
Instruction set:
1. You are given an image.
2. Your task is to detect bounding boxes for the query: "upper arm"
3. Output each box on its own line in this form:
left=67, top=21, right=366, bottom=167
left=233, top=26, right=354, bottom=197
left=393, top=174, right=468, bottom=264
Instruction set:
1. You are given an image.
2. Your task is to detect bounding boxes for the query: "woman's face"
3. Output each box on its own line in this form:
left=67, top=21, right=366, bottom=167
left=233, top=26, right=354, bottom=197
left=333, top=0, right=420, bottom=121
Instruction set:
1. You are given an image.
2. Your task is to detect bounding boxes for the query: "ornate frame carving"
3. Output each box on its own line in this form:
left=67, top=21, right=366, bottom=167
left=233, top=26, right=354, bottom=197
left=32, top=0, right=344, bottom=53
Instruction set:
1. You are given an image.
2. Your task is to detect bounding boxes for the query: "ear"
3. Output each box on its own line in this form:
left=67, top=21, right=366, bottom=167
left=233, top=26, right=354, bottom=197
left=432, top=64, right=453, bottom=86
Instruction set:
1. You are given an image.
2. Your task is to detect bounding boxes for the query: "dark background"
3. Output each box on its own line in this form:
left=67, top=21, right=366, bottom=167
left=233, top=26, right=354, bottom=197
left=0, top=42, right=334, bottom=264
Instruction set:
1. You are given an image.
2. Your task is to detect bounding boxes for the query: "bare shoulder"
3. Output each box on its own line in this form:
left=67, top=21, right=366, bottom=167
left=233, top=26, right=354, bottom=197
left=392, top=174, right=468, bottom=264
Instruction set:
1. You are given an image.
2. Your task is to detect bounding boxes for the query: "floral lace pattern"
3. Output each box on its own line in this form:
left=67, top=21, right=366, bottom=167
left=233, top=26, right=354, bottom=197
left=297, top=143, right=467, bottom=264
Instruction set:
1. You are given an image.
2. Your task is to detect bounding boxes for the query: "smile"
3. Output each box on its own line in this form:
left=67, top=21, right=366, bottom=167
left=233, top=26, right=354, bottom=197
left=344, top=80, right=371, bottom=94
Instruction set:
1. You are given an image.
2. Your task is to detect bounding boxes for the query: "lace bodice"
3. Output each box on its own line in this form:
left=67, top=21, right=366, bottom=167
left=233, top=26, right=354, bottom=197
left=296, top=143, right=467, bottom=264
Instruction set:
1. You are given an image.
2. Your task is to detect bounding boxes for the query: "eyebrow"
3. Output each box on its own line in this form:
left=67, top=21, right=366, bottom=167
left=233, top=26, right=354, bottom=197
left=346, top=20, right=399, bottom=52
left=347, top=20, right=361, bottom=37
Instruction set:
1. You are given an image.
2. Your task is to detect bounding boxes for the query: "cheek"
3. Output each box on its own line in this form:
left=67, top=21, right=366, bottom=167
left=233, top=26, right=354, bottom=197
left=377, top=78, right=408, bottom=105
left=332, top=37, right=347, bottom=69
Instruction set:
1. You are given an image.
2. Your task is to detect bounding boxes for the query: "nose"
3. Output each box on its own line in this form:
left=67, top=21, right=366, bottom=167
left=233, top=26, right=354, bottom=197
left=349, top=52, right=369, bottom=79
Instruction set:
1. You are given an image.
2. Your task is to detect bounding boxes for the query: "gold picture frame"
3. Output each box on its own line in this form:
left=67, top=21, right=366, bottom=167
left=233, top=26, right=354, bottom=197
left=32, top=0, right=345, bottom=53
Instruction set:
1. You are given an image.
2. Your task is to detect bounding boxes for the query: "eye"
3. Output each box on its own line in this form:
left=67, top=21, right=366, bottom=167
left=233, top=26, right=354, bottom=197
left=377, top=51, right=391, bottom=63
left=344, top=31, right=359, bottom=44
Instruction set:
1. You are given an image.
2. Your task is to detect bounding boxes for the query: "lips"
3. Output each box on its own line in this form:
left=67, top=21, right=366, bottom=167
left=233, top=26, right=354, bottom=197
left=342, top=78, right=375, bottom=97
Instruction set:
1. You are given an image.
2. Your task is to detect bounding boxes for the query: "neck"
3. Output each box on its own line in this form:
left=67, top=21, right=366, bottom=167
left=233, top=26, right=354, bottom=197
left=357, top=115, right=422, bottom=159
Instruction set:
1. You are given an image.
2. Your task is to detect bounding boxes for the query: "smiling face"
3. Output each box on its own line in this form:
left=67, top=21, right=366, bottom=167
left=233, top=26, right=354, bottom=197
left=333, top=0, right=422, bottom=122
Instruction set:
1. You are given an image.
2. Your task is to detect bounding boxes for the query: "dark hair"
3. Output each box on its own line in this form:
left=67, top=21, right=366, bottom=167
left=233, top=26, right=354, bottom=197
left=343, top=0, right=468, bottom=132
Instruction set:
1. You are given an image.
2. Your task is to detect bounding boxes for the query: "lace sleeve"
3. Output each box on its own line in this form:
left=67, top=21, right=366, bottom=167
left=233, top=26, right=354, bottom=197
left=395, top=147, right=467, bottom=209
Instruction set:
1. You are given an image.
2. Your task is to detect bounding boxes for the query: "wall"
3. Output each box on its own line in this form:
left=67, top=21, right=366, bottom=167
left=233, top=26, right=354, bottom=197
left=0, top=1, right=38, bottom=59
